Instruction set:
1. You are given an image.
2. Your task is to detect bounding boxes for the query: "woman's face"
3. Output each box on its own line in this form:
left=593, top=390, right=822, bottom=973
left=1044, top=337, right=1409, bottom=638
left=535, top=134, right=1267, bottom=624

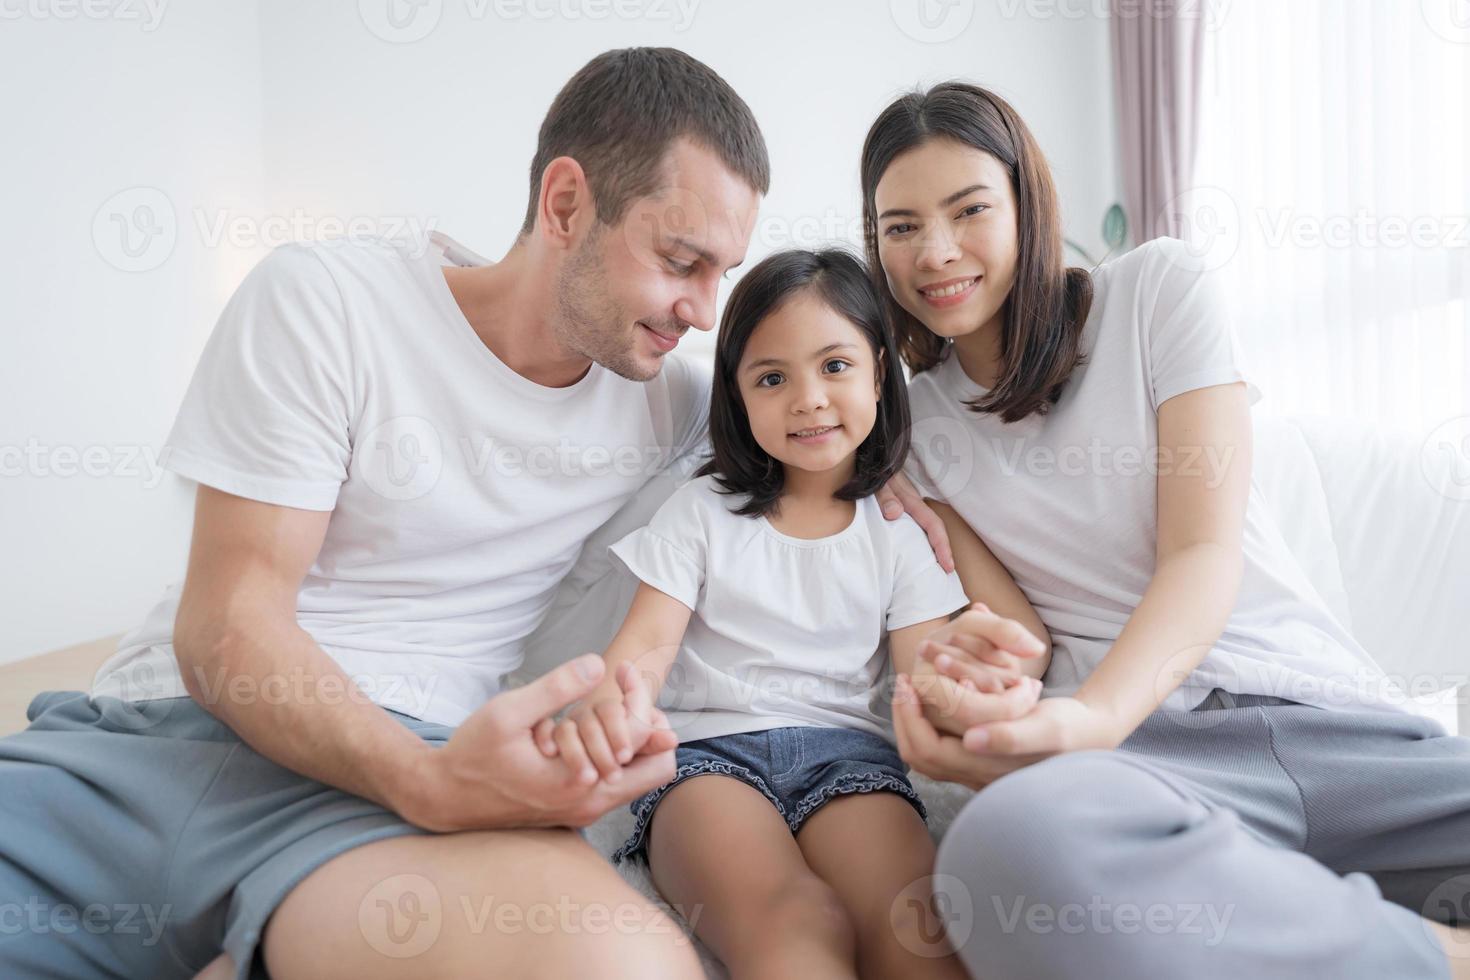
left=873, top=139, right=1019, bottom=341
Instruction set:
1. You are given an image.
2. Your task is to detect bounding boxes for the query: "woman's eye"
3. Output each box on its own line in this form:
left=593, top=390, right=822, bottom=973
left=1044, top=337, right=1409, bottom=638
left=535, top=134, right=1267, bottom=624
left=959, top=203, right=989, bottom=218
left=756, top=373, right=783, bottom=388
left=884, top=224, right=913, bottom=237
left=823, top=359, right=850, bottom=374
left=666, top=258, right=695, bottom=275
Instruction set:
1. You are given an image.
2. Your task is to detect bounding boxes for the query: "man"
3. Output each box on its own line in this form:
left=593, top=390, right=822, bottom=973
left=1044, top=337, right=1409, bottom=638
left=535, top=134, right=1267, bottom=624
left=0, top=48, right=950, bottom=979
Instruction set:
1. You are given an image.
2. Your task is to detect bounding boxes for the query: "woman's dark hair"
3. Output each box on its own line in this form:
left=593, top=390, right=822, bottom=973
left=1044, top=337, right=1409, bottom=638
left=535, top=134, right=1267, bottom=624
left=695, top=249, right=911, bottom=518
left=860, top=82, right=1094, bottom=423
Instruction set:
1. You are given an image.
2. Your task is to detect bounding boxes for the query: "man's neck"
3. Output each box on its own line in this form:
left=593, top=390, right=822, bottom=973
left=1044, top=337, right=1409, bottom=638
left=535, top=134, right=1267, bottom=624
left=441, top=245, right=593, bottom=389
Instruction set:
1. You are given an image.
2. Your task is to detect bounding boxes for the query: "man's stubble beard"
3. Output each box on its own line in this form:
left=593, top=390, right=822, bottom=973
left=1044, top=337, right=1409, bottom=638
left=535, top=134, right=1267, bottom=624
left=553, top=224, right=660, bottom=383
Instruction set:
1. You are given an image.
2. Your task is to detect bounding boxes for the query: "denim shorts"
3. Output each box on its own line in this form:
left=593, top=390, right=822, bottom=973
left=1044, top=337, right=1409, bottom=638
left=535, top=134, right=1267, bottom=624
left=611, top=725, right=926, bottom=866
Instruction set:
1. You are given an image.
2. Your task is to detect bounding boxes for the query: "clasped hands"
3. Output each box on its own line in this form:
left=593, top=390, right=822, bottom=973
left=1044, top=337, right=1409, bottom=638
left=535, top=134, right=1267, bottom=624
left=894, top=603, right=1127, bottom=790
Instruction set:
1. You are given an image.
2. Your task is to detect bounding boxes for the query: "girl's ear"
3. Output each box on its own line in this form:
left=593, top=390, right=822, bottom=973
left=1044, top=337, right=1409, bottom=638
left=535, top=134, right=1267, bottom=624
left=875, top=347, right=887, bottom=399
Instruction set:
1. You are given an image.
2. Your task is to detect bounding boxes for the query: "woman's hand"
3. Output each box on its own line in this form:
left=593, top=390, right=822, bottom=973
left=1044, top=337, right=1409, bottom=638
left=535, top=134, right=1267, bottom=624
left=892, top=674, right=1126, bottom=790
left=876, top=470, right=954, bottom=573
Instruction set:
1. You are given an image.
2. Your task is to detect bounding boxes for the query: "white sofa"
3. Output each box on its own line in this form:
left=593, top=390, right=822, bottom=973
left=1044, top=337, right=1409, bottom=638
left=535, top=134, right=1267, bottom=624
left=511, top=413, right=1470, bottom=976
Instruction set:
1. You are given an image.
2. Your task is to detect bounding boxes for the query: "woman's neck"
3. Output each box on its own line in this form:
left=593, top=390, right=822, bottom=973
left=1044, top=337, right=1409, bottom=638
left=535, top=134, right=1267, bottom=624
left=951, top=312, right=1005, bottom=390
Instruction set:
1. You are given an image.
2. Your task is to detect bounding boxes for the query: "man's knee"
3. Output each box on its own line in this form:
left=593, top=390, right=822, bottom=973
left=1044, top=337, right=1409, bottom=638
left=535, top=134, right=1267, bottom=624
left=264, top=828, right=699, bottom=980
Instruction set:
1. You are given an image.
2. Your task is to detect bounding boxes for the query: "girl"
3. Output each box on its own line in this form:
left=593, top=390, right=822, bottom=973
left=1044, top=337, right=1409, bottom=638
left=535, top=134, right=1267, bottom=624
left=541, top=248, right=1049, bottom=979
left=862, top=82, right=1470, bottom=979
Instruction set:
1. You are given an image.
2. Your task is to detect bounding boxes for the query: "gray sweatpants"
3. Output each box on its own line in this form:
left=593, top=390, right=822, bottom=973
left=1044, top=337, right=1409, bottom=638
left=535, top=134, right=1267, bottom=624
left=934, top=691, right=1470, bottom=979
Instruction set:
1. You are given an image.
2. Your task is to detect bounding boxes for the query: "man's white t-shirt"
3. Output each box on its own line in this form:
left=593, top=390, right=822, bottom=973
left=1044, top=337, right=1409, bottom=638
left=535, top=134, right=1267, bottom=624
left=904, top=236, right=1406, bottom=716
left=90, top=233, right=711, bottom=725
left=608, top=474, right=971, bottom=745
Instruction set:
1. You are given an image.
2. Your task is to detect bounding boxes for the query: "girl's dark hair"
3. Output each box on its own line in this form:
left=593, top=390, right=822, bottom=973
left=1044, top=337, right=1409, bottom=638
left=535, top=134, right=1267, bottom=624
left=695, top=249, right=911, bottom=518
left=860, top=82, right=1094, bottom=423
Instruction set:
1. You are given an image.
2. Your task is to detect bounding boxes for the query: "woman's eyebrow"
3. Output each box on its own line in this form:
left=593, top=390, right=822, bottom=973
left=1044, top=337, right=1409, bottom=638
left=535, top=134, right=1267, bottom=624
left=744, top=342, right=860, bottom=373
left=877, top=183, right=992, bottom=220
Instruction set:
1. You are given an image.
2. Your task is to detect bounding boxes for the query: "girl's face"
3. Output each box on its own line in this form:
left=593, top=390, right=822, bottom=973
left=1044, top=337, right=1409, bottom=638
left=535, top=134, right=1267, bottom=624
left=736, top=291, right=884, bottom=482
left=873, top=139, right=1019, bottom=340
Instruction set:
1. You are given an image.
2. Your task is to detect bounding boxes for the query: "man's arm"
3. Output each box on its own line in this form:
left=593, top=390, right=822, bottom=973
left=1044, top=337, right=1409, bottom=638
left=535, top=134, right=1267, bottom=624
left=172, top=485, right=435, bottom=814
left=172, top=485, right=675, bottom=831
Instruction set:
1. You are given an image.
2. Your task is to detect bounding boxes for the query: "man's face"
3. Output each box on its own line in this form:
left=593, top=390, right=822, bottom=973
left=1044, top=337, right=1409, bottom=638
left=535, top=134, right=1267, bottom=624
left=554, top=137, right=761, bottom=382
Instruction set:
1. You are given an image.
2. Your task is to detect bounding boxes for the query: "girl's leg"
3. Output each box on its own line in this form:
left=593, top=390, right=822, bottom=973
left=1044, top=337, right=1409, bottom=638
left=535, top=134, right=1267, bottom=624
left=796, top=793, right=969, bottom=980
left=646, top=774, right=858, bottom=980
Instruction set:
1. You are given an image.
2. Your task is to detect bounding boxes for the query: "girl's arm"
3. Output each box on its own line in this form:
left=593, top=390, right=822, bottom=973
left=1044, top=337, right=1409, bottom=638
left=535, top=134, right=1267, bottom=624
left=586, top=580, right=695, bottom=705
left=924, top=497, right=1052, bottom=680
left=1070, top=381, right=1251, bottom=741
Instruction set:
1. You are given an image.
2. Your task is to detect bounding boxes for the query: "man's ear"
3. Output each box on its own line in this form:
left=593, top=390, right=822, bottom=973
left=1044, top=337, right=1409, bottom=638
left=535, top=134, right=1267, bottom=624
left=536, top=156, right=592, bottom=251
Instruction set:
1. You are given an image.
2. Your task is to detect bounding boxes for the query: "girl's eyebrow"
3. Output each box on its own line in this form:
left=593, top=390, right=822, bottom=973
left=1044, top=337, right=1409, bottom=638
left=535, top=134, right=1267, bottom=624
left=877, top=183, right=992, bottom=220
left=744, top=342, right=859, bottom=373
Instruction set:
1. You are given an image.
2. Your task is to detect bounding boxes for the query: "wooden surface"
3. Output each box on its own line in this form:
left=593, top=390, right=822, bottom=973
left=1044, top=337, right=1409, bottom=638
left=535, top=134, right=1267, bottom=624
left=0, top=636, right=119, bottom=736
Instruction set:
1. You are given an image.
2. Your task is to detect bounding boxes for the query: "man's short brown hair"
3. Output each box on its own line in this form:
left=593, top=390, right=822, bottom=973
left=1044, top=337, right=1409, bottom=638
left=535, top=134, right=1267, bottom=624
left=520, top=47, right=770, bottom=236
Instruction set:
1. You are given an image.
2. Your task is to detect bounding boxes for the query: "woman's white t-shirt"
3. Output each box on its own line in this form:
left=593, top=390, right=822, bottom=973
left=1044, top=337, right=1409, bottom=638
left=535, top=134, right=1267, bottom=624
left=609, top=474, right=971, bottom=744
left=904, top=236, right=1406, bottom=716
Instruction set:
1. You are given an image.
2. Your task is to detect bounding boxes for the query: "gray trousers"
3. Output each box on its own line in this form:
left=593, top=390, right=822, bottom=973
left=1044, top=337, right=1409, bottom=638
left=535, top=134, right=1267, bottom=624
left=934, top=692, right=1470, bottom=979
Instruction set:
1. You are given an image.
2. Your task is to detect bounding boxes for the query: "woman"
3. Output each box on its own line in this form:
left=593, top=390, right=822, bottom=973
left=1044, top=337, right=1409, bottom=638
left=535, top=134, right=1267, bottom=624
left=864, top=82, right=1470, bottom=979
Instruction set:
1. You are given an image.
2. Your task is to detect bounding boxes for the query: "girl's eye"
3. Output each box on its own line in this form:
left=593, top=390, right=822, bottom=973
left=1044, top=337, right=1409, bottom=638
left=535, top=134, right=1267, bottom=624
left=959, top=203, right=989, bottom=218
left=823, top=359, right=850, bottom=374
left=883, top=223, right=915, bottom=237
left=756, top=372, right=784, bottom=388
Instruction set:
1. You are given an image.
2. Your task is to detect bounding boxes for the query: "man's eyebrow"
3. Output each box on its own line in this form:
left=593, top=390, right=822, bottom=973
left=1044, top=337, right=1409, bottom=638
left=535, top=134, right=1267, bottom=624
left=744, top=342, right=860, bottom=373
left=877, top=183, right=992, bottom=221
left=669, top=236, right=743, bottom=272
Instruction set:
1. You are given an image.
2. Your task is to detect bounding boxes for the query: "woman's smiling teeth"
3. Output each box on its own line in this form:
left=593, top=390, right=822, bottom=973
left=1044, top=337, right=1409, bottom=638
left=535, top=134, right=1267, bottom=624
left=920, top=276, right=979, bottom=298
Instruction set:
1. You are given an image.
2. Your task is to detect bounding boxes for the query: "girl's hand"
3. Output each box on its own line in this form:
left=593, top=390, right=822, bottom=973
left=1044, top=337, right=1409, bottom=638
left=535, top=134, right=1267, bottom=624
left=908, top=656, right=1041, bottom=736
left=532, top=662, right=677, bottom=784
left=920, top=603, right=1048, bottom=692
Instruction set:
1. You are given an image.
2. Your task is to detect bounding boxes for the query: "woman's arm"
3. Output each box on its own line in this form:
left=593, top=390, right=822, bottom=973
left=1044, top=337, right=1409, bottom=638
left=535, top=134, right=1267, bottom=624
left=1070, top=381, right=1251, bottom=739
left=905, top=380, right=1253, bottom=781
left=925, top=497, right=1052, bottom=680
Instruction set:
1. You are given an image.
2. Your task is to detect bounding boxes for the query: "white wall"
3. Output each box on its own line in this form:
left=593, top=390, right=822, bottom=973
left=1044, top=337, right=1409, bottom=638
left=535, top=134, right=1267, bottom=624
left=0, top=2, right=267, bottom=664
left=0, top=0, right=1118, bottom=664
left=256, top=0, right=1120, bottom=366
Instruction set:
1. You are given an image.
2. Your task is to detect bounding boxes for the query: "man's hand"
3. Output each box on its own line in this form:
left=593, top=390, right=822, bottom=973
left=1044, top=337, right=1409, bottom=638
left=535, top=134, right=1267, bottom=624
left=876, top=470, right=954, bottom=573
left=396, top=654, right=677, bottom=833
